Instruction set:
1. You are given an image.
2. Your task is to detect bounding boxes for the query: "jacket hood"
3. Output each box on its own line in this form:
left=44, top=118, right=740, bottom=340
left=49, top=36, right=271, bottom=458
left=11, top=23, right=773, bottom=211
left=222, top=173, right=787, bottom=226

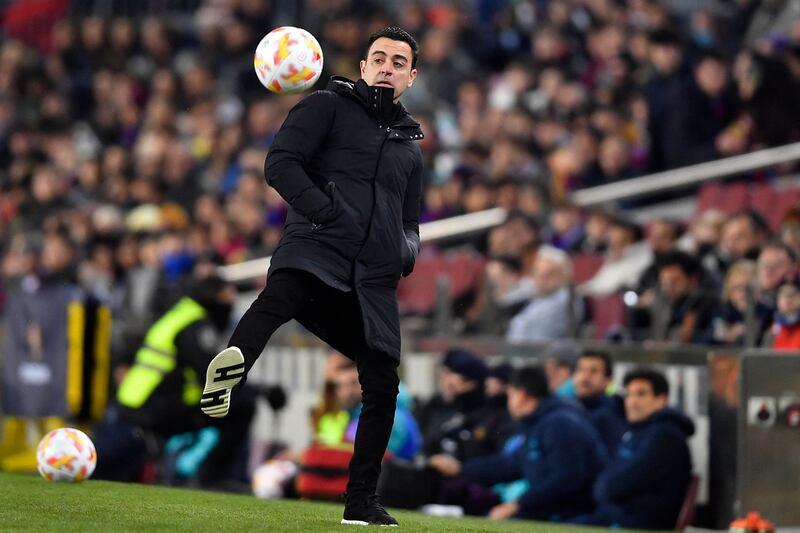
left=520, top=395, right=584, bottom=427
left=642, top=407, right=695, bottom=437
left=326, top=76, right=423, bottom=134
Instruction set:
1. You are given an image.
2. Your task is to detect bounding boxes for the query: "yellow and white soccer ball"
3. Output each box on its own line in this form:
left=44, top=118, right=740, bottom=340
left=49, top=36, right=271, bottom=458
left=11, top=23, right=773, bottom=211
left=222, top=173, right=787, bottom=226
left=254, top=26, right=324, bottom=94
left=37, top=427, right=97, bottom=482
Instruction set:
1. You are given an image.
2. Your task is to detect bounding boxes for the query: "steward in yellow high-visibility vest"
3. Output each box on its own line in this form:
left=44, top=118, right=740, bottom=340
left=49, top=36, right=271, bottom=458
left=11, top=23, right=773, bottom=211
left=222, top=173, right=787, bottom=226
left=93, top=275, right=256, bottom=484
left=115, top=275, right=239, bottom=434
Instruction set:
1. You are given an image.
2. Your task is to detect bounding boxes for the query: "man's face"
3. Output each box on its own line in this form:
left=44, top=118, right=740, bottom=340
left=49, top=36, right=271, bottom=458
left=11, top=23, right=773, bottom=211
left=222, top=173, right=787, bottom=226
left=649, top=221, right=677, bottom=255
left=439, top=367, right=477, bottom=397
left=360, top=37, right=417, bottom=101
left=625, top=379, right=668, bottom=423
left=695, top=59, right=727, bottom=97
left=659, top=264, right=692, bottom=302
left=757, top=247, right=794, bottom=292
left=721, top=217, right=757, bottom=258
left=777, top=284, right=800, bottom=317
left=506, top=386, right=537, bottom=419
left=574, top=357, right=610, bottom=399
left=532, top=256, right=566, bottom=296
left=334, top=367, right=362, bottom=411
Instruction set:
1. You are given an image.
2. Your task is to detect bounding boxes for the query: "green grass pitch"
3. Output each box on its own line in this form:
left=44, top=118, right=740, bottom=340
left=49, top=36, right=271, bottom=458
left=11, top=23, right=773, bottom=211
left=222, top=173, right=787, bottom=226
left=0, top=472, right=657, bottom=532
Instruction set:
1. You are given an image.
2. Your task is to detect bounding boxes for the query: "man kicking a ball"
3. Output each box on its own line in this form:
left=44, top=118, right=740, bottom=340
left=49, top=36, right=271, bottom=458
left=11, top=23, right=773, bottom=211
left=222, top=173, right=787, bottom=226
left=201, top=26, right=423, bottom=526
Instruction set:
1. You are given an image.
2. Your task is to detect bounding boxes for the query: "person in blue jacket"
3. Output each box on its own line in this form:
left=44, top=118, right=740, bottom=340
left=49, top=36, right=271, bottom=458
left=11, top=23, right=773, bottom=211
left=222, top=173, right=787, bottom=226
left=573, top=350, right=626, bottom=455
left=574, top=367, right=694, bottom=530
left=428, top=365, right=608, bottom=521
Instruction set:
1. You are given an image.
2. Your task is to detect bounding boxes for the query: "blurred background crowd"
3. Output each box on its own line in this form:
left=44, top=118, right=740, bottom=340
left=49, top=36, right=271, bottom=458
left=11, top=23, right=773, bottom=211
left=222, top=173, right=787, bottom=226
left=2, top=0, right=800, bottom=349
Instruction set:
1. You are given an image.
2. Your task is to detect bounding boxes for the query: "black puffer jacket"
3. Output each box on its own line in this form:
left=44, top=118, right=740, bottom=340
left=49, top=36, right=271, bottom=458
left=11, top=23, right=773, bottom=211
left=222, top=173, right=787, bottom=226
left=265, top=76, right=424, bottom=359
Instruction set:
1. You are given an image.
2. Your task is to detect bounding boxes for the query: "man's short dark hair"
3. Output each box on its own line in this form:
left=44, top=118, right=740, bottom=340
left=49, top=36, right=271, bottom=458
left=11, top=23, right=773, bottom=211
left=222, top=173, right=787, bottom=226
left=510, top=366, right=550, bottom=399
left=657, top=250, right=702, bottom=278
left=623, top=367, right=669, bottom=397
left=760, top=239, right=797, bottom=262
left=729, top=209, right=770, bottom=238
left=579, top=351, right=613, bottom=378
left=365, top=26, right=419, bottom=69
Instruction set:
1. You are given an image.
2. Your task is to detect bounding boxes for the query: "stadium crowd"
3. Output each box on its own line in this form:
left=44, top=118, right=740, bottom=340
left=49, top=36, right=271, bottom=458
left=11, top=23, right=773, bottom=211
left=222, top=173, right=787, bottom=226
left=1, top=0, right=800, bottom=346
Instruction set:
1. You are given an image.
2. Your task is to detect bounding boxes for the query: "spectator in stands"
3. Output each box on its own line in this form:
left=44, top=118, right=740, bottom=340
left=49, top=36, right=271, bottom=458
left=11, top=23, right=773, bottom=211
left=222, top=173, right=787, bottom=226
left=486, top=212, right=540, bottom=271
left=548, top=202, right=585, bottom=252
left=573, top=351, right=626, bottom=455
left=596, top=135, right=637, bottom=184
left=581, top=217, right=652, bottom=297
left=779, top=207, right=800, bottom=258
left=464, top=255, right=534, bottom=335
left=703, top=210, right=770, bottom=282
left=660, top=50, right=740, bottom=168
left=710, top=260, right=771, bottom=346
left=645, top=28, right=690, bottom=172
left=429, top=366, right=607, bottom=521
left=733, top=51, right=800, bottom=149
left=678, top=209, right=726, bottom=257
left=756, top=241, right=797, bottom=310
left=506, top=245, right=576, bottom=343
left=574, top=209, right=611, bottom=256
left=574, top=368, right=694, bottom=530
left=637, top=251, right=718, bottom=342
left=635, top=219, right=683, bottom=296
left=769, top=276, right=800, bottom=351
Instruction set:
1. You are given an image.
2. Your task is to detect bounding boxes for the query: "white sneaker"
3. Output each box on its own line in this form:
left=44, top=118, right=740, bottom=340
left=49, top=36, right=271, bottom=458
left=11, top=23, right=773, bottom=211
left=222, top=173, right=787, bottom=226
left=200, top=347, right=245, bottom=418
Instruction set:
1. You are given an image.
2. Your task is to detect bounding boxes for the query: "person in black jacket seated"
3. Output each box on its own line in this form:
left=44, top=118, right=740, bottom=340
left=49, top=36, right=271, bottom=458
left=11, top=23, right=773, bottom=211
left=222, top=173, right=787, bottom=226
left=418, top=349, right=513, bottom=462
left=573, top=367, right=694, bottom=530
left=429, top=366, right=607, bottom=521
left=573, top=351, right=626, bottom=456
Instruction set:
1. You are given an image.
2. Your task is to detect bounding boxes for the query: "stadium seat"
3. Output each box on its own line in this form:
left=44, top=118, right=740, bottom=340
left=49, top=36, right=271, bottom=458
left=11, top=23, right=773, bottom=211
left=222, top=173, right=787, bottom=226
left=718, top=182, right=749, bottom=214
left=695, top=183, right=726, bottom=216
left=586, top=293, right=626, bottom=340
left=397, top=251, right=485, bottom=316
left=571, top=254, right=604, bottom=285
left=750, top=183, right=781, bottom=230
left=674, top=474, right=700, bottom=531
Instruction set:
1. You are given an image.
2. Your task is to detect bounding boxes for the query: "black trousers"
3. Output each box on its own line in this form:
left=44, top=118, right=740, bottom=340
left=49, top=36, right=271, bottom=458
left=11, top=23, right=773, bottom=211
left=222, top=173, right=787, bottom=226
left=228, top=268, right=399, bottom=499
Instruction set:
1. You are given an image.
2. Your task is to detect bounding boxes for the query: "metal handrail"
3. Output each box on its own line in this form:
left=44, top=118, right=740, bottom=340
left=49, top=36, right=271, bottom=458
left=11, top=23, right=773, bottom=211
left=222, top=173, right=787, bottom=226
left=572, top=141, right=800, bottom=207
left=217, top=207, right=508, bottom=283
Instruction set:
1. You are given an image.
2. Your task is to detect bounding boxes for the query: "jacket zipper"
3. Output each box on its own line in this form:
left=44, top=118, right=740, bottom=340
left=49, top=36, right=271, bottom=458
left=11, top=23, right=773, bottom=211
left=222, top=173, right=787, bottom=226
left=351, top=126, right=392, bottom=282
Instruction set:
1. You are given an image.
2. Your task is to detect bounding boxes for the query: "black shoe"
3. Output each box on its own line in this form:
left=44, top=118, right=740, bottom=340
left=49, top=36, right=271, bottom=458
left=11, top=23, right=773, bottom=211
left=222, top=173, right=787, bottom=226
left=341, top=494, right=398, bottom=526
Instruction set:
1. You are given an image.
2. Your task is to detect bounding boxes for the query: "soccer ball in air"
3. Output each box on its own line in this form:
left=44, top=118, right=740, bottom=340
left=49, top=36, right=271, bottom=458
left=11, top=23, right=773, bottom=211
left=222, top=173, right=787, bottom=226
left=37, top=427, right=97, bottom=482
left=254, top=26, right=324, bottom=94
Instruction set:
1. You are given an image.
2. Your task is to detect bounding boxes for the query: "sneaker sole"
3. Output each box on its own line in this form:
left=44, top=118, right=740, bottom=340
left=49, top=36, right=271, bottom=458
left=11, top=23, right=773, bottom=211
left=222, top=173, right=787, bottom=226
left=340, top=520, right=398, bottom=527
left=200, top=347, right=245, bottom=418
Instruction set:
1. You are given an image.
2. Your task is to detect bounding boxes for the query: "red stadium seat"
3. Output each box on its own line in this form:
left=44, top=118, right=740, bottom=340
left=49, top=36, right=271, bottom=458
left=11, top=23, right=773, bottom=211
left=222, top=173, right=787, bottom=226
left=750, top=183, right=781, bottom=230
left=571, top=254, right=604, bottom=285
left=695, top=183, right=725, bottom=216
left=718, top=182, right=749, bottom=214
left=397, top=251, right=485, bottom=315
left=587, top=293, right=626, bottom=340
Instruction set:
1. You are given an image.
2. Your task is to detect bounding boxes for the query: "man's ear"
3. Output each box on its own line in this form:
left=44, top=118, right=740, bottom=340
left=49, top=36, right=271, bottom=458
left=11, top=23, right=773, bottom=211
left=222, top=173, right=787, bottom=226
left=359, top=59, right=366, bottom=78
left=408, top=68, right=417, bottom=87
